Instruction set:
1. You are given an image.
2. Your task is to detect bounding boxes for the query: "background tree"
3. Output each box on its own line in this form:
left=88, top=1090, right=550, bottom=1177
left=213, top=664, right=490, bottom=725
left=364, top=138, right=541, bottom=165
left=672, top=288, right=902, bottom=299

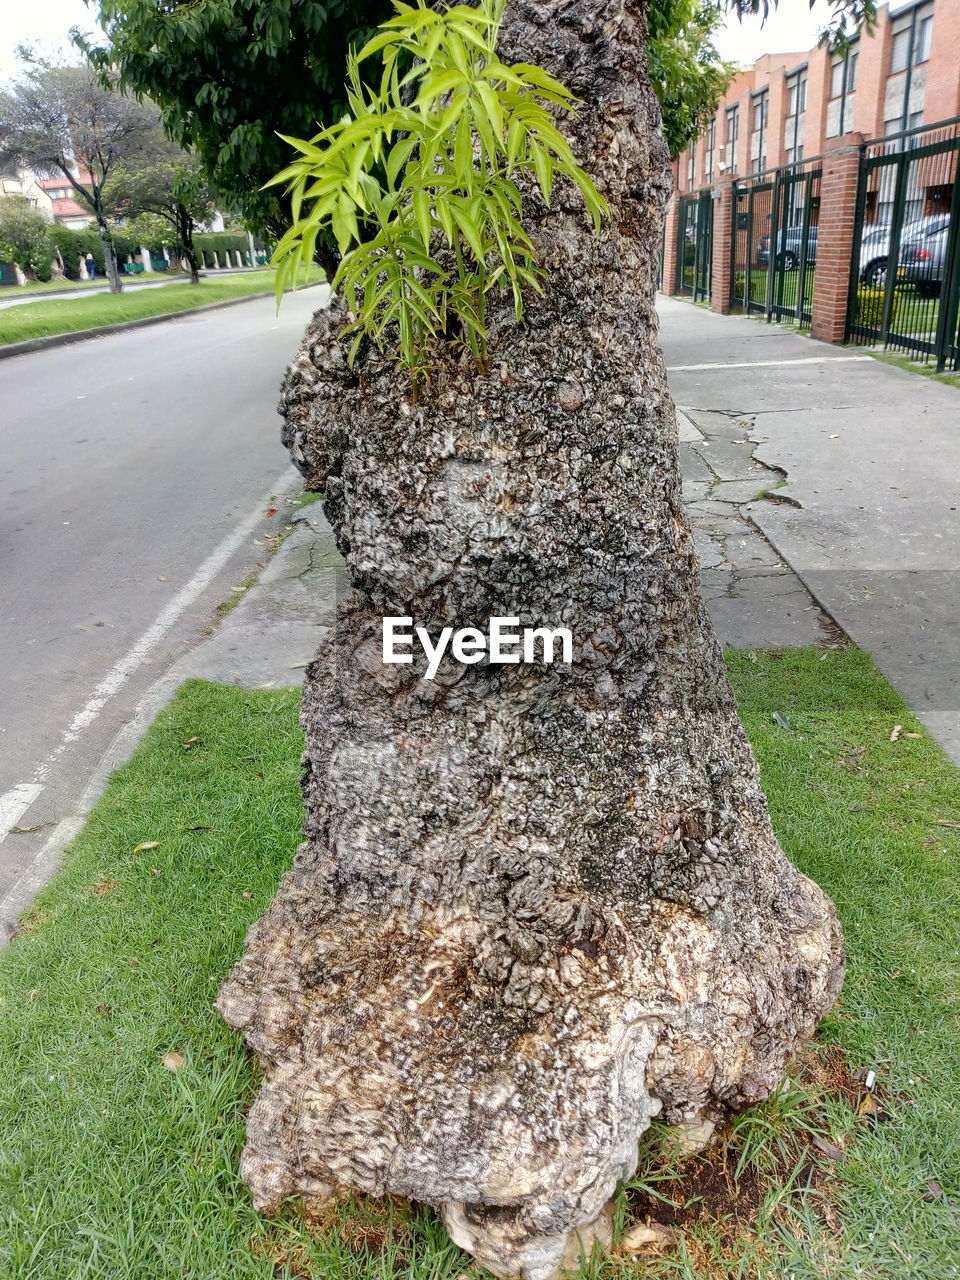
left=104, top=142, right=216, bottom=283
left=650, top=0, right=735, bottom=158
left=82, top=0, right=392, bottom=274
left=0, top=59, right=157, bottom=293
left=216, top=3, right=862, bottom=1278
left=0, top=194, right=52, bottom=279
left=82, top=0, right=736, bottom=270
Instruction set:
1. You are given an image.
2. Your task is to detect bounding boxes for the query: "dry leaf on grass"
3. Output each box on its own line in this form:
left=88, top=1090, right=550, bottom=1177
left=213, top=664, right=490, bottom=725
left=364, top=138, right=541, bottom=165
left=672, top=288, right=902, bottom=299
left=133, top=840, right=160, bottom=852
left=618, top=1222, right=674, bottom=1254
left=812, top=1135, right=848, bottom=1162
left=890, top=725, right=903, bottom=741
left=162, top=1052, right=185, bottom=1072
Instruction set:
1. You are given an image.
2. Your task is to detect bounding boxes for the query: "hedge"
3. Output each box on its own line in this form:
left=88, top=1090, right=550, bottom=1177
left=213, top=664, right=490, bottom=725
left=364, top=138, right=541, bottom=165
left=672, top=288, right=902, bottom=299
left=46, top=227, right=140, bottom=280
left=855, top=285, right=902, bottom=332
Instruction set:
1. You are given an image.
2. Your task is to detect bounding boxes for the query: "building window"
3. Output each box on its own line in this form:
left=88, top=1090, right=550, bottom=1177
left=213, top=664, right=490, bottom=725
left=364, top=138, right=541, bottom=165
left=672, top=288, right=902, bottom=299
left=888, top=4, right=934, bottom=134
left=830, top=43, right=858, bottom=136
left=724, top=104, right=740, bottom=174
left=704, top=118, right=715, bottom=185
left=686, top=148, right=696, bottom=189
left=786, top=72, right=807, bottom=118
left=784, top=69, right=807, bottom=169
left=750, top=89, right=768, bottom=174
left=890, top=4, right=933, bottom=74
left=916, top=13, right=933, bottom=62
left=830, top=46, right=858, bottom=98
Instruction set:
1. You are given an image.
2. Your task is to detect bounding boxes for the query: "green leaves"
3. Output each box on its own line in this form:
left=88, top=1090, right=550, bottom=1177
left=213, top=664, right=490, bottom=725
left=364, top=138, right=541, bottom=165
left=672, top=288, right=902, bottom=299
left=269, top=0, right=607, bottom=377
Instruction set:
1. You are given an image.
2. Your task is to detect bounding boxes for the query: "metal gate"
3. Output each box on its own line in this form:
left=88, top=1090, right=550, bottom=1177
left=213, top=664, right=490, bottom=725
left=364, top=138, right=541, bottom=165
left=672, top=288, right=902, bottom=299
left=732, top=163, right=820, bottom=326
left=676, top=191, right=713, bottom=303
left=846, top=118, right=960, bottom=372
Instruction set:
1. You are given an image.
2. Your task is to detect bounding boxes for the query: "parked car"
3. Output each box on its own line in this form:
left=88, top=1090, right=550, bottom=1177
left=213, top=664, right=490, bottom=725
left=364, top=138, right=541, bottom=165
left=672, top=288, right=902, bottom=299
left=858, top=215, right=951, bottom=289
left=858, top=223, right=893, bottom=286
left=898, top=213, right=953, bottom=297
left=756, top=225, right=818, bottom=270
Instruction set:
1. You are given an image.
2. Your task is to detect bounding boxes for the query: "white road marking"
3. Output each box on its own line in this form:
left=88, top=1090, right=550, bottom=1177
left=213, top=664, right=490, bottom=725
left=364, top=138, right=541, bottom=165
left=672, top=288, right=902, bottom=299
left=666, top=356, right=875, bottom=372
left=0, top=466, right=299, bottom=848
left=0, top=783, right=44, bottom=837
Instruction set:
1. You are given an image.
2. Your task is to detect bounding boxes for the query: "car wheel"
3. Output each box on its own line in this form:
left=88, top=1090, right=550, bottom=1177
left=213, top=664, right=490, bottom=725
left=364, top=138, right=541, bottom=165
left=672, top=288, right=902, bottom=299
left=863, top=260, right=886, bottom=287
left=779, top=251, right=798, bottom=271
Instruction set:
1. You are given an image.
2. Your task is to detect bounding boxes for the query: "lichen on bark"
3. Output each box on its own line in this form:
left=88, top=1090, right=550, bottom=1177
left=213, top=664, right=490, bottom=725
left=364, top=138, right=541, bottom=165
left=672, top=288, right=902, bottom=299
left=217, top=2, right=844, bottom=1277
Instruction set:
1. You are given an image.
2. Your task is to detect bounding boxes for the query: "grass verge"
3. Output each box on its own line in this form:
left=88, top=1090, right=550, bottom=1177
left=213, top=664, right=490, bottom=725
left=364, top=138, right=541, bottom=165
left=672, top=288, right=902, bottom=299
left=1, top=651, right=959, bottom=1278
left=868, top=350, right=960, bottom=390
left=0, top=270, right=326, bottom=345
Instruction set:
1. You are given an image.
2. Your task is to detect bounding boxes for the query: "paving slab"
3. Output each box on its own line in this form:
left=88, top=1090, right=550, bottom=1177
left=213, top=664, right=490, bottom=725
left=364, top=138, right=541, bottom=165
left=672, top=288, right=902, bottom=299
left=662, top=295, right=960, bottom=763
left=174, top=511, right=339, bottom=688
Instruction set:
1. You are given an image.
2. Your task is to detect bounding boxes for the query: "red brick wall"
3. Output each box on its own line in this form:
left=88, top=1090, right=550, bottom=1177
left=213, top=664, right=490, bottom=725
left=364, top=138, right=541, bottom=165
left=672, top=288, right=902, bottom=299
left=810, top=136, right=864, bottom=343
left=662, top=195, right=681, bottom=296
left=710, top=185, right=735, bottom=315
left=925, top=0, right=960, bottom=123
left=852, top=6, right=891, bottom=138
left=805, top=46, right=831, bottom=160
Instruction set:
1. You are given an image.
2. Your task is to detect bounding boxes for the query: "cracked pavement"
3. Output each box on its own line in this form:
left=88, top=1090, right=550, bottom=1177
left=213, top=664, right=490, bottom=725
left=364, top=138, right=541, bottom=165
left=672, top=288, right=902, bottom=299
left=661, top=296, right=960, bottom=764
left=677, top=407, right=835, bottom=649
left=173, top=298, right=960, bottom=769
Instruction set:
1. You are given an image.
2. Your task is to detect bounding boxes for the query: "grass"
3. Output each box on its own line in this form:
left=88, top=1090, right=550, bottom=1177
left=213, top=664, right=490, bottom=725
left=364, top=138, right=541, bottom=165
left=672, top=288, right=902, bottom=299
left=214, top=574, right=261, bottom=623
left=1, top=277, right=116, bottom=296
left=0, top=269, right=326, bottom=345
left=868, top=350, right=960, bottom=390
left=2, top=651, right=960, bottom=1278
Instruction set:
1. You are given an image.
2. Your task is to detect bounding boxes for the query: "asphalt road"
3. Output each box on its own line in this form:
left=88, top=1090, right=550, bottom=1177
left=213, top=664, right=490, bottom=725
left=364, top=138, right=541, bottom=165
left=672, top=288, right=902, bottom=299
left=0, top=285, right=330, bottom=906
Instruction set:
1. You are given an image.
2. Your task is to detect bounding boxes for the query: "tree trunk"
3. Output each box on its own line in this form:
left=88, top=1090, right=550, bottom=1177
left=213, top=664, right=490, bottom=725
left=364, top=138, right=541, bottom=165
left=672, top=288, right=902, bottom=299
left=177, top=205, right=201, bottom=284
left=95, top=203, right=122, bottom=294
left=218, top=3, right=844, bottom=1277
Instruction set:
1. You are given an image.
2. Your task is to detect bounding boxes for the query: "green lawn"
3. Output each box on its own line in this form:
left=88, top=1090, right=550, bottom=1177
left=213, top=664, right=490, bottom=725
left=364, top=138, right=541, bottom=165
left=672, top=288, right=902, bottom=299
left=0, top=270, right=326, bottom=345
left=1, top=652, right=958, bottom=1278
left=1, top=277, right=114, bottom=296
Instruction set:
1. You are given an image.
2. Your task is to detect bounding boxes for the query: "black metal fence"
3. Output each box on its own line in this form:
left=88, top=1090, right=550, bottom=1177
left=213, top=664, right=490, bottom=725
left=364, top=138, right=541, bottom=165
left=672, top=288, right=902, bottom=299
left=675, top=191, right=713, bottom=303
left=846, top=117, right=960, bottom=372
left=731, top=160, right=821, bottom=327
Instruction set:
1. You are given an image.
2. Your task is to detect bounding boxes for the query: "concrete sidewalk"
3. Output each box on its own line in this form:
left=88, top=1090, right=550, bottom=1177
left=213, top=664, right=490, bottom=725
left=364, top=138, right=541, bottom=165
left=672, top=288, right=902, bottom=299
left=660, top=296, right=960, bottom=763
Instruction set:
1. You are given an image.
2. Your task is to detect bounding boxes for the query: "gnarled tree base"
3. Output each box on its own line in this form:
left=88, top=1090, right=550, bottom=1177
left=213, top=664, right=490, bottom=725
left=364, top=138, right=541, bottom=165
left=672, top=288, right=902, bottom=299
left=218, top=603, right=842, bottom=1280
left=218, top=0, right=843, bottom=1273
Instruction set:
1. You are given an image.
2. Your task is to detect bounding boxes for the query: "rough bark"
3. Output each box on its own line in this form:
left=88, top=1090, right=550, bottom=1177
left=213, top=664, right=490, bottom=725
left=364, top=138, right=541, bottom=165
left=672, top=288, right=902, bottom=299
left=218, top=3, right=844, bottom=1277
left=94, top=204, right=123, bottom=295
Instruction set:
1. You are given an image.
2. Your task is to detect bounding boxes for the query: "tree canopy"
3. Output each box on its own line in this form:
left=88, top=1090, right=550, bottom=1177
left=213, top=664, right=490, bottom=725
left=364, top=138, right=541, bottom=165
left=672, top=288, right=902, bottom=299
left=103, top=136, right=217, bottom=281
left=649, top=0, right=734, bottom=158
left=84, top=0, right=392, bottom=257
left=80, top=0, right=878, bottom=260
left=83, top=0, right=744, bottom=243
left=0, top=194, right=51, bottom=277
left=0, top=59, right=158, bottom=291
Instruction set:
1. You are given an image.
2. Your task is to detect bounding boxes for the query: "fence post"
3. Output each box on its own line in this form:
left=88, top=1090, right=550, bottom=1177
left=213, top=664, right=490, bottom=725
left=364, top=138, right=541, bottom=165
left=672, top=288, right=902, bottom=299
left=810, top=135, right=864, bottom=344
left=710, top=181, right=735, bottom=314
left=661, top=192, right=681, bottom=296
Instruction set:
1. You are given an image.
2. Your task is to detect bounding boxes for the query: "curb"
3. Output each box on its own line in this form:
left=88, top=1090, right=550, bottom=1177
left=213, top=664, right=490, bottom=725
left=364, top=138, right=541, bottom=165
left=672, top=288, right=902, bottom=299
left=0, top=282, right=326, bottom=361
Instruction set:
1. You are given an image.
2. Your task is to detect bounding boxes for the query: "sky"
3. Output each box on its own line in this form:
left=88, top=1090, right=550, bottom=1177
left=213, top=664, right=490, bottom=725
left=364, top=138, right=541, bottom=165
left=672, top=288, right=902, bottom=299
left=0, top=0, right=917, bottom=84
left=0, top=0, right=101, bottom=81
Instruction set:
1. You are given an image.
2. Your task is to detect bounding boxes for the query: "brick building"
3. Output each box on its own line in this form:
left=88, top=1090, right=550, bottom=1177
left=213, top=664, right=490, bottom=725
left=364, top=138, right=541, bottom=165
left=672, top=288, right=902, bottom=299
left=662, top=0, right=960, bottom=360
left=676, top=0, right=960, bottom=204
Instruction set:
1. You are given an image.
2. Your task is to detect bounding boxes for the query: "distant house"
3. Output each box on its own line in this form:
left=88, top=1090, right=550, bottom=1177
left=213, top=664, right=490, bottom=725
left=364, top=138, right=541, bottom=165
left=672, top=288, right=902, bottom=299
left=0, top=169, right=55, bottom=220
left=36, top=176, right=92, bottom=229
